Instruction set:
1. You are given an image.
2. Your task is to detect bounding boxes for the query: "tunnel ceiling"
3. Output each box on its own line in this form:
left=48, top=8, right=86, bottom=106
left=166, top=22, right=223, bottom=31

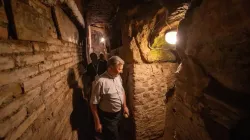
left=40, top=0, right=190, bottom=28
left=86, top=0, right=119, bottom=27
left=85, top=0, right=190, bottom=27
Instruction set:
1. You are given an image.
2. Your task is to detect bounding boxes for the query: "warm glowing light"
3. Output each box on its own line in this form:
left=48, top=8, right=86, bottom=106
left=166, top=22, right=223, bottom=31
left=100, top=37, right=105, bottom=43
left=165, top=31, right=177, bottom=45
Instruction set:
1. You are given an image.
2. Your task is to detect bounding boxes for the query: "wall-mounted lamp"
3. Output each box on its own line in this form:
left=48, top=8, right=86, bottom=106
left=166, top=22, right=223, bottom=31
left=165, top=31, right=177, bottom=45
left=100, top=37, right=105, bottom=43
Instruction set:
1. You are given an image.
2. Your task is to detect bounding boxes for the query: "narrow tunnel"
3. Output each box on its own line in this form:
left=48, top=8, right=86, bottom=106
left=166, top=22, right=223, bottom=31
left=0, top=0, right=250, bottom=140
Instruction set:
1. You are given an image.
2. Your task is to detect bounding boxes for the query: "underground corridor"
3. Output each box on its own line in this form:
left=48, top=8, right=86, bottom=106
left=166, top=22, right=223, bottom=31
left=0, top=0, right=250, bottom=140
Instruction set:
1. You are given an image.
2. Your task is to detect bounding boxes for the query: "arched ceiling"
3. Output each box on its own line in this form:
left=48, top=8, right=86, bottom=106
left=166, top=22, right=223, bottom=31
left=86, top=0, right=119, bottom=27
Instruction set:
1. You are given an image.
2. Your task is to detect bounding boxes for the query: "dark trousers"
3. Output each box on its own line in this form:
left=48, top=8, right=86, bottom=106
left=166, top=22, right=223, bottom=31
left=98, top=109, right=122, bottom=140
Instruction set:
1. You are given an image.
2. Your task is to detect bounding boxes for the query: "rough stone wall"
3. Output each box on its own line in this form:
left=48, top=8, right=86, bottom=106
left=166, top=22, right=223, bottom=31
left=110, top=1, right=188, bottom=139
left=164, top=0, right=250, bottom=140
left=0, top=0, right=84, bottom=140
left=119, top=2, right=188, bottom=64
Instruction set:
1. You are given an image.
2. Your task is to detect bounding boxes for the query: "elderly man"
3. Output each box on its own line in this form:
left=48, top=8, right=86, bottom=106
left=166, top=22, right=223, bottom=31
left=90, top=56, right=129, bottom=140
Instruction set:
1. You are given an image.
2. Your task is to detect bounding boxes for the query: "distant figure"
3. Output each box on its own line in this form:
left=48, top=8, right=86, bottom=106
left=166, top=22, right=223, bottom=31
left=99, top=53, right=107, bottom=61
left=98, top=53, right=107, bottom=75
left=90, top=56, right=129, bottom=140
left=86, top=53, right=107, bottom=100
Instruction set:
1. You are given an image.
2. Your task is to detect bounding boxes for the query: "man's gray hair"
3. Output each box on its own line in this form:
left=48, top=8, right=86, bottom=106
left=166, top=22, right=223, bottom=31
left=107, top=56, right=124, bottom=67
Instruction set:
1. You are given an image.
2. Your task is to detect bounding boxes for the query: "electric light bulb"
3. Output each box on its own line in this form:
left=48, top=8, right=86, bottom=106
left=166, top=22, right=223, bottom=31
left=165, top=31, right=177, bottom=45
left=100, top=37, right=105, bottom=43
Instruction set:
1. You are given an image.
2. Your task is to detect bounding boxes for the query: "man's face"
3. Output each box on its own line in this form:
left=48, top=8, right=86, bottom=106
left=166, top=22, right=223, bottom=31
left=111, top=64, right=123, bottom=75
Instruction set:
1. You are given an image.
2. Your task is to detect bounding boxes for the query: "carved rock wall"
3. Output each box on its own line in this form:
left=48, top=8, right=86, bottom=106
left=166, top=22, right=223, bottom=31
left=164, top=0, right=250, bottom=139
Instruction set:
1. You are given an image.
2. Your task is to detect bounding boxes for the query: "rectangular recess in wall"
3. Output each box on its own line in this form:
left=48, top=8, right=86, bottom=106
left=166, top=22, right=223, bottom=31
left=53, top=6, right=79, bottom=44
left=11, top=0, right=58, bottom=43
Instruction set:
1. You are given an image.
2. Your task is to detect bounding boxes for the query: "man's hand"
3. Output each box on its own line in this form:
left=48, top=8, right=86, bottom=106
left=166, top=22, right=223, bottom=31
left=90, top=104, right=102, bottom=133
left=123, top=106, right=129, bottom=118
left=95, top=122, right=102, bottom=133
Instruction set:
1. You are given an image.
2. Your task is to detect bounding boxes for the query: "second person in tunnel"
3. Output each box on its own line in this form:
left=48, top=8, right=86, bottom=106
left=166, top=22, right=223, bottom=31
left=86, top=53, right=107, bottom=100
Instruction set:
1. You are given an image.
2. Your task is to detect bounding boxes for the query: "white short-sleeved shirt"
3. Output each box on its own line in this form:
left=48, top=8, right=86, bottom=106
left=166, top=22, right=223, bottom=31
left=90, top=71, right=124, bottom=113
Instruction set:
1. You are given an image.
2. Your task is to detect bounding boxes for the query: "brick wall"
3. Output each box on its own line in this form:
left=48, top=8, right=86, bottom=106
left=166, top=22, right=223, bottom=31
left=0, top=40, right=84, bottom=140
left=118, top=62, right=177, bottom=140
left=0, top=0, right=85, bottom=140
left=132, top=63, right=177, bottom=140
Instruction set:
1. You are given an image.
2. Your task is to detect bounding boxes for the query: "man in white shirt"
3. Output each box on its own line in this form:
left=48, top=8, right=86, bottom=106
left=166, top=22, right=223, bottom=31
left=90, top=56, right=129, bottom=140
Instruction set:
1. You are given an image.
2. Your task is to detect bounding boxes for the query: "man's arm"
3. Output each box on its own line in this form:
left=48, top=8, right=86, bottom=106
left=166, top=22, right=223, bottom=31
left=90, top=104, right=102, bottom=133
left=123, top=92, right=129, bottom=117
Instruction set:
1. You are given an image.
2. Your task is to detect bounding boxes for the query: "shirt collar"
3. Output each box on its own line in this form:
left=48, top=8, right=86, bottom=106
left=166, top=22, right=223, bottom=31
left=105, top=71, right=118, bottom=79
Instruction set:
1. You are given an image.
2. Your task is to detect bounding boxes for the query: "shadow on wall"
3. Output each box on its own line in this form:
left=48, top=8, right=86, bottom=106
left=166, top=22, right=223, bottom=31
left=62, top=3, right=96, bottom=139
left=165, top=86, right=175, bottom=103
left=67, top=68, right=94, bottom=140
